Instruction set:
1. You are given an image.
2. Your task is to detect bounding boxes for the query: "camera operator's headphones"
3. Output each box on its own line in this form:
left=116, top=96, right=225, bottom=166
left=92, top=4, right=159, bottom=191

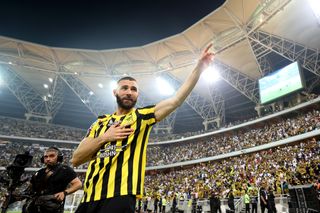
left=41, top=147, right=63, bottom=163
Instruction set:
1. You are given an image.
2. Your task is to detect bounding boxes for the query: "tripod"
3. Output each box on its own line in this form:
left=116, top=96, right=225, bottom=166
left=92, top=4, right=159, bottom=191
left=1, top=179, right=17, bottom=213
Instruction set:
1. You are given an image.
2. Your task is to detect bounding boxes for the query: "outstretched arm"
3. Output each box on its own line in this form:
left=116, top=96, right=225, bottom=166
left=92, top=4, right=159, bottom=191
left=154, top=44, right=215, bottom=121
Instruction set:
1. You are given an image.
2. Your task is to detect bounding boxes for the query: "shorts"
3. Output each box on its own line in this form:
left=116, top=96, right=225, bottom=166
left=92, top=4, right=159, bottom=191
left=75, top=195, right=136, bottom=213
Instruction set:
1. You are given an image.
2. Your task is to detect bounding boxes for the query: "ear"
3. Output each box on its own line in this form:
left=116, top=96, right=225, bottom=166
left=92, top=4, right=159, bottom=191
left=113, top=89, right=117, bottom=97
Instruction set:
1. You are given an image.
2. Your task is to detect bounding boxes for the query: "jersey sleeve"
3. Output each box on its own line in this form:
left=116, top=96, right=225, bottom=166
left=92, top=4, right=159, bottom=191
left=138, top=105, right=157, bottom=126
left=85, top=120, right=99, bottom=138
left=85, top=114, right=110, bottom=138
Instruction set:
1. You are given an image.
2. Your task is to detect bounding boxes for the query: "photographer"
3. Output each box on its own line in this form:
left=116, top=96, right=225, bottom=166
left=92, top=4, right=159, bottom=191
left=23, top=147, right=82, bottom=213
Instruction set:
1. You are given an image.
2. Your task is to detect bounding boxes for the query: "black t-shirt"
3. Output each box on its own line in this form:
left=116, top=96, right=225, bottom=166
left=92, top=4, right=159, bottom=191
left=259, top=188, right=268, bottom=206
left=31, top=164, right=77, bottom=195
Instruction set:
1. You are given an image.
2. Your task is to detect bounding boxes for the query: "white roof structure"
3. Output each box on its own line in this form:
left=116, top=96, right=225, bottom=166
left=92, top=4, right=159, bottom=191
left=0, top=0, right=319, bottom=133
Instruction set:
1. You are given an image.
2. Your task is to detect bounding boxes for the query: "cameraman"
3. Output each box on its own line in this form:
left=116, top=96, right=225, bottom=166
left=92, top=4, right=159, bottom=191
left=23, top=147, right=82, bottom=213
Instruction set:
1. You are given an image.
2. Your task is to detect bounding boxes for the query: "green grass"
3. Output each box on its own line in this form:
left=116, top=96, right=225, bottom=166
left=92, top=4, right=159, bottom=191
left=261, top=82, right=301, bottom=104
left=7, top=211, right=72, bottom=213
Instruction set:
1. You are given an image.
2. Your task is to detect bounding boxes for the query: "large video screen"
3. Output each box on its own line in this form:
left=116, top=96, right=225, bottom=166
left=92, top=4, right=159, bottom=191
left=259, top=61, right=305, bottom=104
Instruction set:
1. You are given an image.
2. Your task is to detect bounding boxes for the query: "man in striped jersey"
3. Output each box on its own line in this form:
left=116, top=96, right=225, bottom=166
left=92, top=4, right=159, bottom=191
left=71, top=44, right=215, bottom=213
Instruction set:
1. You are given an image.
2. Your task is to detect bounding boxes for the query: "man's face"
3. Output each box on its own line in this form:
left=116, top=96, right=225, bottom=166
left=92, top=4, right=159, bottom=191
left=43, top=150, right=58, bottom=166
left=114, top=79, right=138, bottom=110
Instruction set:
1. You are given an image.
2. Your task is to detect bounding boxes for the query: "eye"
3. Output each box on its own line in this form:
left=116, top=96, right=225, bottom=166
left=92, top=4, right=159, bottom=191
left=121, top=85, right=129, bottom=90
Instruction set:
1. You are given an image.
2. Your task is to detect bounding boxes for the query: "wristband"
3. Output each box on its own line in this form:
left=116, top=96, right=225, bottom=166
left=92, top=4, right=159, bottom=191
left=63, top=190, right=68, bottom=196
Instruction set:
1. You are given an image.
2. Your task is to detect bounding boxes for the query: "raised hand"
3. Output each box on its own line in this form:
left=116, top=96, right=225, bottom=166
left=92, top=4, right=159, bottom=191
left=197, top=43, right=215, bottom=71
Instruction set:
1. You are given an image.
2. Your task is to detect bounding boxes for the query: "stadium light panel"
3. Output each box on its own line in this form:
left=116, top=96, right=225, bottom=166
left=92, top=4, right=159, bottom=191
left=156, top=77, right=175, bottom=96
left=202, top=65, right=220, bottom=83
left=110, top=80, right=118, bottom=90
left=98, top=83, right=104, bottom=88
left=309, top=0, right=320, bottom=23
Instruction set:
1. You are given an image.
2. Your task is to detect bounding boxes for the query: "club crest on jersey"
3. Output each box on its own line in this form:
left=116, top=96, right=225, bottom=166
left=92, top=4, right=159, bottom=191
left=107, top=120, right=122, bottom=127
left=122, top=114, right=133, bottom=126
left=107, top=119, right=114, bottom=127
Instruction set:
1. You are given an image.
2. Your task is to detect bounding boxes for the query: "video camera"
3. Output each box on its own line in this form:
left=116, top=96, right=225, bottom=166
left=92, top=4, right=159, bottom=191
left=1, top=151, right=33, bottom=213
left=7, top=151, right=33, bottom=184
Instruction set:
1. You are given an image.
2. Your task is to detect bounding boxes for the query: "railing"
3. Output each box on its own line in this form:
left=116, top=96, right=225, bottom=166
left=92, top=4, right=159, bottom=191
left=0, top=192, right=311, bottom=213
left=234, top=196, right=244, bottom=213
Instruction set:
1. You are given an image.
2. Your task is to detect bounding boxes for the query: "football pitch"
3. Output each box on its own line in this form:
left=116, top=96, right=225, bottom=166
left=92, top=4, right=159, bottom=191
left=260, top=81, right=300, bottom=104
left=7, top=211, right=72, bottom=213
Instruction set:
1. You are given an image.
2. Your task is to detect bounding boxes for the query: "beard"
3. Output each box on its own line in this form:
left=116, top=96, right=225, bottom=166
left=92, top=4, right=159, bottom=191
left=46, top=162, right=59, bottom=170
left=116, top=94, right=137, bottom=110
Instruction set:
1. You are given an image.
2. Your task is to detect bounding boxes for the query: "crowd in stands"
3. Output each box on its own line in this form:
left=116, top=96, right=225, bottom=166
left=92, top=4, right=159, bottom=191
left=0, top=93, right=318, bottom=144
left=0, top=116, right=86, bottom=141
left=1, top=108, right=320, bottom=169
left=144, top=139, right=320, bottom=201
left=0, top=115, right=201, bottom=143
left=0, top=111, right=319, bottom=210
left=149, top=92, right=320, bottom=142
left=146, top=109, right=320, bottom=166
left=1, top=136, right=318, bottom=207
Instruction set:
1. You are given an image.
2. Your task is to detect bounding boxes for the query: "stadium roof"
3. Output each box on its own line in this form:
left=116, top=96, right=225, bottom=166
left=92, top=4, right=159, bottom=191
left=0, top=0, right=320, bottom=134
left=0, top=0, right=226, bottom=50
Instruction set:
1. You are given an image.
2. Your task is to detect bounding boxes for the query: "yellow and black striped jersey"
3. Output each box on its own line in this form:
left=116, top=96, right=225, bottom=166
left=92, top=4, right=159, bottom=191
left=81, top=105, right=156, bottom=203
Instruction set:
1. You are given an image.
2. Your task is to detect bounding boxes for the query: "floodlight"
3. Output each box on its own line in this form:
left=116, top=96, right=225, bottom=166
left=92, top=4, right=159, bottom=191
left=202, top=65, right=220, bottom=83
left=81, top=99, right=89, bottom=104
left=89, top=91, right=94, bottom=96
left=156, top=77, right=175, bottom=96
left=309, top=0, right=320, bottom=23
left=43, top=84, right=49, bottom=89
left=98, top=83, right=103, bottom=88
left=48, top=78, right=53, bottom=83
left=110, top=80, right=118, bottom=90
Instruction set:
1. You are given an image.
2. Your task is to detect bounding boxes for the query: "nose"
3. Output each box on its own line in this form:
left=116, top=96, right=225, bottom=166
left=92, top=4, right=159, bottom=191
left=125, top=89, right=132, bottom=96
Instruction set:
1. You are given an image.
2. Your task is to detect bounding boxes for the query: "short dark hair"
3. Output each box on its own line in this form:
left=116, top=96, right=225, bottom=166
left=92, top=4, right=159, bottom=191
left=46, top=146, right=60, bottom=154
left=117, top=76, right=136, bottom=83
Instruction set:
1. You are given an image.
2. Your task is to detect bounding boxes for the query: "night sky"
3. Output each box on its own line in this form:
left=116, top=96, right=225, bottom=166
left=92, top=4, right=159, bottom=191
left=0, top=0, right=225, bottom=50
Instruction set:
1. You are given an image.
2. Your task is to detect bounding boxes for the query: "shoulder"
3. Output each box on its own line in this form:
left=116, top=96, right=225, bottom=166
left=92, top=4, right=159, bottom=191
left=96, top=114, right=111, bottom=123
left=137, top=105, right=155, bottom=111
left=136, top=105, right=156, bottom=114
left=89, top=114, right=111, bottom=128
left=60, top=164, right=75, bottom=171
left=34, top=168, right=46, bottom=177
left=56, top=164, right=76, bottom=175
left=97, top=114, right=110, bottom=120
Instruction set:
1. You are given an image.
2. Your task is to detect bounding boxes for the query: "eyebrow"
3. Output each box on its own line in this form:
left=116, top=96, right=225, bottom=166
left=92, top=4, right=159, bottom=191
left=120, top=85, right=138, bottom=90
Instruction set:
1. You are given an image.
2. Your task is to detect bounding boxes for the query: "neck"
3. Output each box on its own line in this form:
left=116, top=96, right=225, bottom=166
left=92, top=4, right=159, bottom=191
left=116, top=107, right=133, bottom=116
